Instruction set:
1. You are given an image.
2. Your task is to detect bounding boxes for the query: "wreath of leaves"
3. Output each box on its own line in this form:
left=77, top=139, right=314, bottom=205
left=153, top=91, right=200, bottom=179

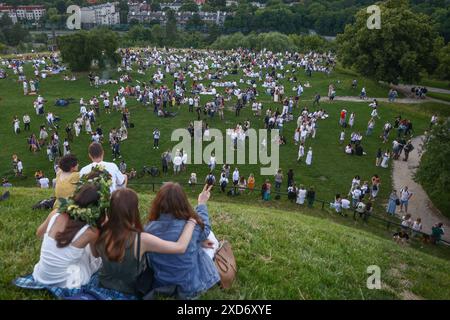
left=58, top=165, right=112, bottom=226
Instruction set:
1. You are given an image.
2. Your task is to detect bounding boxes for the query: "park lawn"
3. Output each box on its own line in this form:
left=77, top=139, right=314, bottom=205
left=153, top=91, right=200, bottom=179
left=0, top=52, right=448, bottom=213
left=420, top=78, right=450, bottom=91
left=427, top=92, right=450, bottom=103
left=1, top=187, right=450, bottom=300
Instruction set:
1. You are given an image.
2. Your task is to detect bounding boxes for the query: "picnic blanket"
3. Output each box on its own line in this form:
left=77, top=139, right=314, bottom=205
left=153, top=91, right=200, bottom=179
left=13, top=273, right=137, bottom=300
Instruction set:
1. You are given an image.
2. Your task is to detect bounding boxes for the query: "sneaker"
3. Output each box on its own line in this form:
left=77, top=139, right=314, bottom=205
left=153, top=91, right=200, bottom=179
left=113, top=158, right=116, bottom=161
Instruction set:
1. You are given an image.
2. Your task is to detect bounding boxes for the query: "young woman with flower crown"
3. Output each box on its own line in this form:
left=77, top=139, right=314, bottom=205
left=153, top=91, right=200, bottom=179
left=32, top=168, right=110, bottom=288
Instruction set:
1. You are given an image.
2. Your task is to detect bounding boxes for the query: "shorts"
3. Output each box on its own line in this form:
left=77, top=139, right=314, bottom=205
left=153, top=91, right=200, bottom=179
left=401, top=200, right=408, bottom=205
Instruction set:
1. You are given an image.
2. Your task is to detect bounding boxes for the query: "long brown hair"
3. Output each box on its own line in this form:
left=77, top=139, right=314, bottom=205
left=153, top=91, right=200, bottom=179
left=97, top=188, right=143, bottom=262
left=148, top=182, right=204, bottom=228
left=55, top=184, right=101, bottom=248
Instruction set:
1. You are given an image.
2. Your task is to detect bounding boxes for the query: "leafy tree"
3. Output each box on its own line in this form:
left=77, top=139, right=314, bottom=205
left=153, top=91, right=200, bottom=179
left=118, top=0, right=129, bottom=24
left=151, top=0, right=161, bottom=12
left=435, top=42, right=450, bottom=80
left=57, top=29, right=119, bottom=71
left=415, top=121, right=450, bottom=217
left=2, top=21, right=29, bottom=47
left=337, top=0, right=442, bottom=84
left=0, top=42, right=7, bottom=54
left=180, top=0, right=199, bottom=12
left=165, top=9, right=177, bottom=45
left=151, top=24, right=165, bottom=47
left=186, top=13, right=203, bottom=31
left=56, top=0, right=67, bottom=14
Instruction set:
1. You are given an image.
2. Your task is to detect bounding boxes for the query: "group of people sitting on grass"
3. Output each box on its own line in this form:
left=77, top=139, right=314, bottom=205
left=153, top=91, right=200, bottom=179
left=16, top=142, right=227, bottom=299
left=330, top=174, right=380, bottom=219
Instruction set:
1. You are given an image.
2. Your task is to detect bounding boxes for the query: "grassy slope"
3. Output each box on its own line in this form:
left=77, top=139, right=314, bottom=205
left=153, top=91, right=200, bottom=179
left=1, top=59, right=449, bottom=214
left=427, top=92, right=450, bottom=103
left=1, top=187, right=449, bottom=300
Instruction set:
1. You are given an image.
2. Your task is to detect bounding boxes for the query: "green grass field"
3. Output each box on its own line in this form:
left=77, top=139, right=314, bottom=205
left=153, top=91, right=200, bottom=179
left=0, top=54, right=448, bottom=209
left=427, top=92, right=450, bottom=103
left=1, top=51, right=450, bottom=300
left=1, top=188, right=450, bottom=300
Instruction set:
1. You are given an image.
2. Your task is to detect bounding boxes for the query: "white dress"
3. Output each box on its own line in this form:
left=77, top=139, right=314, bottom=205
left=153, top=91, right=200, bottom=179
left=305, top=150, right=313, bottom=165
left=381, top=154, right=389, bottom=168
left=296, top=189, right=306, bottom=204
left=349, top=115, right=355, bottom=127
left=32, top=213, right=101, bottom=288
left=74, top=122, right=81, bottom=137
left=294, top=131, right=300, bottom=144
left=298, top=145, right=305, bottom=159
left=63, top=141, right=70, bottom=155
left=85, top=120, right=92, bottom=134
left=14, top=120, right=20, bottom=133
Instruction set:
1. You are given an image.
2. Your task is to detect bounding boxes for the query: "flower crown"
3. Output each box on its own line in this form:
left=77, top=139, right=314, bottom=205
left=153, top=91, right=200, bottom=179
left=59, top=165, right=112, bottom=226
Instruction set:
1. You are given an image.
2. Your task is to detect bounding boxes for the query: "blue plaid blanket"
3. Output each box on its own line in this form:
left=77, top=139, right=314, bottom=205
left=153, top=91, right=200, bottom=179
left=13, top=273, right=138, bottom=300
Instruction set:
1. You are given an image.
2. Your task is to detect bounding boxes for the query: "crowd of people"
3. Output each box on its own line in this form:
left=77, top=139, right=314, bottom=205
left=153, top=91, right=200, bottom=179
left=1, top=47, right=446, bottom=273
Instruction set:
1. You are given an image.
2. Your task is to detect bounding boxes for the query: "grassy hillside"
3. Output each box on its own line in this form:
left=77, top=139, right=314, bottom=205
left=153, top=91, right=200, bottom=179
left=1, top=56, right=448, bottom=213
left=1, top=187, right=449, bottom=300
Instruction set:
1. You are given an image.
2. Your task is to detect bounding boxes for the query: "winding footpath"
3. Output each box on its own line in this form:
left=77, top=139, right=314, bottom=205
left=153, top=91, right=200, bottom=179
left=326, top=90, right=450, bottom=241
left=392, top=136, right=450, bottom=242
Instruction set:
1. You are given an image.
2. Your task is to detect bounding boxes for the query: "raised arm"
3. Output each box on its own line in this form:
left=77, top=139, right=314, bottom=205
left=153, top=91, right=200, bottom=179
left=141, top=219, right=196, bottom=255
left=36, top=208, right=58, bottom=239
left=196, top=184, right=213, bottom=241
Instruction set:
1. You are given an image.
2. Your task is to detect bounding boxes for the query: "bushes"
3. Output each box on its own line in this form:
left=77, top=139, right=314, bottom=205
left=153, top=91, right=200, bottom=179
left=415, top=121, right=450, bottom=217
left=211, top=32, right=332, bottom=53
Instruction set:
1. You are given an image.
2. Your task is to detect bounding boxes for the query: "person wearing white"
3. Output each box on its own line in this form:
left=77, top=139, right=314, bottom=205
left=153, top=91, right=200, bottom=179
left=305, top=147, right=313, bottom=165
left=17, top=160, right=23, bottom=175
left=85, top=119, right=92, bottom=134
left=296, top=186, right=307, bottom=204
left=341, top=198, right=351, bottom=210
left=381, top=151, right=390, bottom=168
left=232, top=168, right=240, bottom=185
left=173, top=153, right=182, bottom=174
left=79, top=143, right=127, bottom=193
left=297, top=144, right=305, bottom=161
left=371, top=108, right=380, bottom=119
left=39, top=176, right=50, bottom=189
left=348, top=113, right=355, bottom=127
left=13, top=117, right=20, bottom=134
left=32, top=212, right=101, bottom=288
left=209, top=155, right=216, bottom=171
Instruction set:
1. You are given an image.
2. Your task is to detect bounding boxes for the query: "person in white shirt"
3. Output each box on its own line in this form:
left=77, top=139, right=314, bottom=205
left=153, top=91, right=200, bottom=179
left=209, top=154, right=216, bottom=171
left=352, top=187, right=362, bottom=207
left=17, top=160, right=23, bottom=176
left=371, top=108, right=380, bottom=119
left=411, top=218, right=422, bottom=237
left=173, top=152, right=182, bottom=175
left=399, top=186, right=413, bottom=213
left=232, top=168, right=240, bottom=185
left=39, top=176, right=50, bottom=189
left=341, top=197, right=351, bottom=210
left=23, top=114, right=31, bottom=131
left=339, top=130, right=345, bottom=144
left=79, top=142, right=127, bottom=193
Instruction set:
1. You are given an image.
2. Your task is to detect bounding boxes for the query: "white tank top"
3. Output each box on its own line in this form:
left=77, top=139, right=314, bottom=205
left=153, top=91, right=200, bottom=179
left=32, top=213, right=100, bottom=288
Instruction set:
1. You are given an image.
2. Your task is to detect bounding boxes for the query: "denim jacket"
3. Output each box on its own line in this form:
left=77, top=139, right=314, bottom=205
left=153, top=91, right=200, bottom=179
left=144, top=204, right=220, bottom=299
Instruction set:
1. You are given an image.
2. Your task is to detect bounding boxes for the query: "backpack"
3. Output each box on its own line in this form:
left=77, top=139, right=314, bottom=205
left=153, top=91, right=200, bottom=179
left=32, top=197, right=56, bottom=210
left=206, top=175, right=215, bottom=185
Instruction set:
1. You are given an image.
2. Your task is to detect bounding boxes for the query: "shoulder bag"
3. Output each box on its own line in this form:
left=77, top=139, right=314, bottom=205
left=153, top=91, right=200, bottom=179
left=214, top=240, right=237, bottom=289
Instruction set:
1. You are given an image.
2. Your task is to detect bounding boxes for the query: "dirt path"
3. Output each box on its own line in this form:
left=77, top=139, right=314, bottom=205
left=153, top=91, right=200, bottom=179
left=331, top=96, right=450, bottom=105
left=392, top=135, right=450, bottom=242
left=393, top=84, right=450, bottom=95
